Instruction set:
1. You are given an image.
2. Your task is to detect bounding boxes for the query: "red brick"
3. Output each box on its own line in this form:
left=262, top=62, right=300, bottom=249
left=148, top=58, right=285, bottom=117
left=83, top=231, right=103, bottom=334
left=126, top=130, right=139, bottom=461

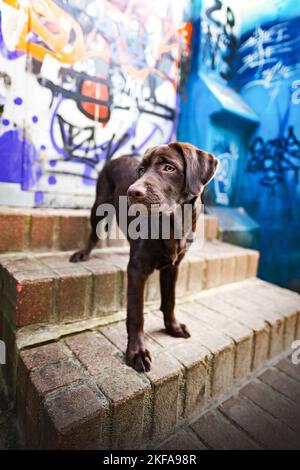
left=39, top=254, right=91, bottom=321
left=0, top=256, right=56, bottom=326
left=247, top=251, right=259, bottom=277
left=29, top=215, right=55, bottom=251
left=198, top=295, right=270, bottom=371
left=18, top=281, right=53, bottom=326
left=19, top=343, right=66, bottom=371
left=234, top=253, right=248, bottom=281
left=96, top=365, right=151, bottom=449
left=192, top=301, right=253, bottom=380
left=64, top=332, right=121, bottom=375
left=17, top=343, right=67, bottom=423
left=29, top=360, right=82, bottom=397
left=0, top=212, right=25, bottom=252
left=100, top=321, right=128, bottom=354
left=83, top=258, right=122, bottom=315
left=205, top=216, right=218, bottom=240
left=146, top=349, right=182, bottom=440
left=24, top=360, right=82, bottom=448
left=186, top=256, right=205, bottom=292
left=59, top=215, right=83, bottom=251
left=167, top=341, right=211, bottom=416
left=175, top=307, right=235, bottom=397
left=42, top=383, right=108, bottom=449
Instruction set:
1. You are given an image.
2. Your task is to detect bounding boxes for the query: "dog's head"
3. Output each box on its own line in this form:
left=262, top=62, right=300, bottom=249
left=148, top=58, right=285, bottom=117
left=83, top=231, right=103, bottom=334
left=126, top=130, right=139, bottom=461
left=127, top=142, right=219, bottom=212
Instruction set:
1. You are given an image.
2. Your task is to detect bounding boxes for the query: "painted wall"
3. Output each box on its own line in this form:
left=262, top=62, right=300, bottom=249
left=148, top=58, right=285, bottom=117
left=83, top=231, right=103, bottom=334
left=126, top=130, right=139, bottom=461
left=179, top=0, right=300, bottom=291
left=0, top=0, right=188, bottom=207
left=235, top=0, right=300, bottom=291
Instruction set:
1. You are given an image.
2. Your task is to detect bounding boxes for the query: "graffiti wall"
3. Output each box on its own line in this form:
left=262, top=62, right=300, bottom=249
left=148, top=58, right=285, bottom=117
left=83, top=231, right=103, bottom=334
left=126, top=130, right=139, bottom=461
left=178, top=0, right=300, bottom=290
left=236, top=0, right=300, bottom=290
left=0, top=0, right=188, bottom=207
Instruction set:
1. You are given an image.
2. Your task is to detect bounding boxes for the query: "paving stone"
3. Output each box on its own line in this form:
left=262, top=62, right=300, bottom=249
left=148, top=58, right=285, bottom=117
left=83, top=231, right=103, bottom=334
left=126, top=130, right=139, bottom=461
left=240, top=379, right=300, bottom=433
left=259, top=368, right=300, bottom=403
left=191, top=409, right=260, bottom=450
left=158, top=429, right=206, bottom=450
left=276, top=357, right=300, bottom=382
left=220, top=395, right=300, bottom=449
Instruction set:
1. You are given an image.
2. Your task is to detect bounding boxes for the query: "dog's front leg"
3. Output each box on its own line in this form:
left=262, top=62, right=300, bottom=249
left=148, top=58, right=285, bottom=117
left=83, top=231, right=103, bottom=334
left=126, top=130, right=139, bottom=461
left=126, top=261, right=152, bottom=372
left=160, top=266, right=191, bottom=338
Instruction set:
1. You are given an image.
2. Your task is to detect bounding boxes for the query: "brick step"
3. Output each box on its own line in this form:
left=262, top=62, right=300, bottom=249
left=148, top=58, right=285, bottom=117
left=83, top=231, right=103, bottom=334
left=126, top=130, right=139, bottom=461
left=0, top=240, right=259, bottom=329
left=0, top=206, right=219, bottom=253
left=8, top=278, right=299, bottom=449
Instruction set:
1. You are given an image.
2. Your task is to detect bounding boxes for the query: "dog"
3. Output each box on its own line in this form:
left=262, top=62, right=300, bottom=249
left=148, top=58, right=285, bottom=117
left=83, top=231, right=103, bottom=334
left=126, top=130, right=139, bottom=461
left=70, top=142, right=219, bottom=372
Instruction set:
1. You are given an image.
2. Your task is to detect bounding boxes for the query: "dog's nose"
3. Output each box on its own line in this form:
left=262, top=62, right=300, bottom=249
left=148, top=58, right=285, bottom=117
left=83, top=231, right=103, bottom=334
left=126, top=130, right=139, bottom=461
left=127, top=186, right=146, bottom=200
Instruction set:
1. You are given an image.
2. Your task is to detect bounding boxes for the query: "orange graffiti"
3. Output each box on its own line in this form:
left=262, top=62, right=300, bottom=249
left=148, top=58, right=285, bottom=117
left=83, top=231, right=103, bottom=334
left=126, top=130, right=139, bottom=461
left=4, top=0, right=85, bottom=64
left=178, top=22, right=193, bottom=48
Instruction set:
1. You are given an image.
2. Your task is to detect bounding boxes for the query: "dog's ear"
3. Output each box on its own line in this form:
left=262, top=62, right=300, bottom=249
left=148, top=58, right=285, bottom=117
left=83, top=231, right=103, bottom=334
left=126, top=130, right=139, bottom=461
left=169, top=142, right=219, bottom=196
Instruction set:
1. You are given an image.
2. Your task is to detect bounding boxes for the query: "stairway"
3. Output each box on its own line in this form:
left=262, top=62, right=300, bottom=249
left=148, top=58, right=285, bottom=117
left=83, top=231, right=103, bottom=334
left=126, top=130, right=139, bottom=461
left=0, top=207, right=299, bottom=449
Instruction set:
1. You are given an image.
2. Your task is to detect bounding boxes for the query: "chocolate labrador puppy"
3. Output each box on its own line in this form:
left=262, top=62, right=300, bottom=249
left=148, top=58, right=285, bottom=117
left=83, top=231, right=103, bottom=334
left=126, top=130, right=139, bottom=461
left=70, top=142, right=219, bottom=372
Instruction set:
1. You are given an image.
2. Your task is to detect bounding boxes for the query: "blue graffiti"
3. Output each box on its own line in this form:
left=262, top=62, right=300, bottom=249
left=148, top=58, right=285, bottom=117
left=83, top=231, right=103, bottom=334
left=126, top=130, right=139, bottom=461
left=247, top=126, right=300, bottom=188
left=0, top=129, right=42, bottom=189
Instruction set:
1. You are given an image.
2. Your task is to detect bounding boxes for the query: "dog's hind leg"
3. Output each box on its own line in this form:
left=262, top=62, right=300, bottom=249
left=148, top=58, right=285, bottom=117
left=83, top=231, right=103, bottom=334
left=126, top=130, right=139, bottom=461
left=70, top=169, right=113, bottom=262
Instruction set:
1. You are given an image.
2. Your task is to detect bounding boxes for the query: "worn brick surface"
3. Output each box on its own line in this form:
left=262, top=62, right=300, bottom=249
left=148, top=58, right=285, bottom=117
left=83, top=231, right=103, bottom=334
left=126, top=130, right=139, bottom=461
left=24, top=360, right=82, bottom=448
left=221, top=289, right=285, bottom=358
left=84, top=257, right=122, bottom=315
left=0, top=210, right=218, bottom=254
left=197, top=295, right=270, bottom=371
left=64, top=331, right=121, bottom=375
left=191, top=409, right=259, bottom=450
left=0, top=256, right=56, bottom=326
left=175, top=307, right=235, bottom=397
left=204, top=216, right=218, bottom=241
left=96, top=365, right=151, bottom=449
left=0, top=212, right=25, bottom=252
left=220, top=395, right=300, bottom=449
left=39, top=253, right=91, bottom=322
left=166, top=340, right=211, bottom=417
left=29, top=215, right=55, bottom=251
left=146, top=349, right=182, bottom=440
left=42, top=383, right=108, bottom=449
left=58, top=215, right=83, bottom=251
left=184, top=301, right=253, bottom=380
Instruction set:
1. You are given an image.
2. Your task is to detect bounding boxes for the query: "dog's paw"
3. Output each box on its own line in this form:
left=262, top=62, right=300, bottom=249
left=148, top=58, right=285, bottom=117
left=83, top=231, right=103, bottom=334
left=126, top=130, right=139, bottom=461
left=165, top=322, right=191, bottom=339
left=69, top=250, right=89, bottom=263
left=126, top=347, right=152, bottom=373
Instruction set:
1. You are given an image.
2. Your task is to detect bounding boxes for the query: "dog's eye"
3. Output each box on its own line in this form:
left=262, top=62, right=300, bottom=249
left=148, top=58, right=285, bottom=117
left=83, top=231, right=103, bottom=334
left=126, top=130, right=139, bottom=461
left=138, top=166, right=145, bottom=176
left=163, top=164, right=175, bottom=172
